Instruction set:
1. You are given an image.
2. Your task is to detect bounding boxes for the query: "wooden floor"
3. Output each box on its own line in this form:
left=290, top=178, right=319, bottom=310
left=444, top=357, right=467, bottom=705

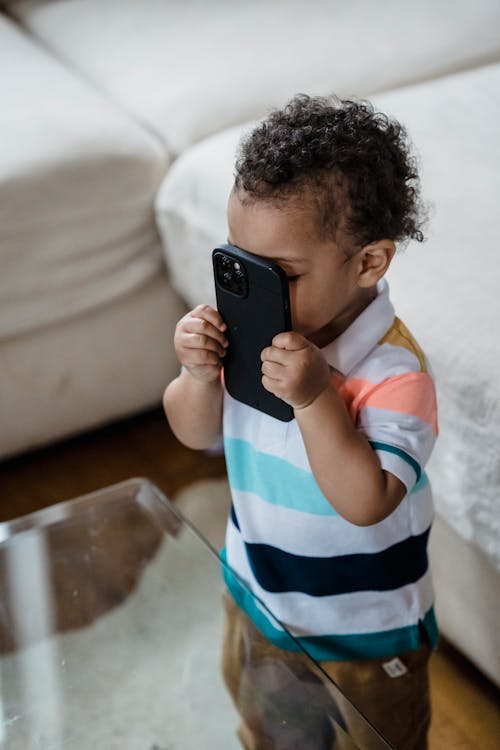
left=1, top=408, right=499, bottom=748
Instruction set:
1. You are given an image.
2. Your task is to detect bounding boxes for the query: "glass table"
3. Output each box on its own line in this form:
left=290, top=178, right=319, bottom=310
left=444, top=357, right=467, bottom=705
left=0, top=478, right=393, bottom=749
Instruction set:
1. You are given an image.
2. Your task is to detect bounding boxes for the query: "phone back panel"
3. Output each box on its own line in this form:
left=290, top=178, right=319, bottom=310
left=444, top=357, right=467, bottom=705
left=213, top=245, right=294, bottom=422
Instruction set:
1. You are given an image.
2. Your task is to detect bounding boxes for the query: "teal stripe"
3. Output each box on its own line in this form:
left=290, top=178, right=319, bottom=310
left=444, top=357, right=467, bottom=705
left=224, top=436, right=337, bottom=516
left=221, top=548, right=438, bottom=661
left=411, top=471, right=430, bottom=494
left=369, top=441, right=422, bottom=482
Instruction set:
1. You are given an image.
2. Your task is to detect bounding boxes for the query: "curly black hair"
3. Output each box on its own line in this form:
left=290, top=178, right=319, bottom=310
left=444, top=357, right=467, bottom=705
left=234, top=94, right=426, bottom=249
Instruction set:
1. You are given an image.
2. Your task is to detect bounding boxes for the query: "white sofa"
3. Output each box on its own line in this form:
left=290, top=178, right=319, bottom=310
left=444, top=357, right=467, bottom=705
left=1, top=1, right=499, bottom=687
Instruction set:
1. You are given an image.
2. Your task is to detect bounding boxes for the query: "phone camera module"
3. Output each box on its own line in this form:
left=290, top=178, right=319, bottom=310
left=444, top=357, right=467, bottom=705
left=215, top=253, right=247, bottom=297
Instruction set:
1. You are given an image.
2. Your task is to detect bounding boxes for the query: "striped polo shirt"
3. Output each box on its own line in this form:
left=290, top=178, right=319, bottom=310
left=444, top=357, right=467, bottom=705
left=221, top=278, right=439, bottom=661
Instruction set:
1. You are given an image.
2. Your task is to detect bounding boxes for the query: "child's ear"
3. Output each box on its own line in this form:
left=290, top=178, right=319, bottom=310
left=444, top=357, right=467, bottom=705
left=356, top=240, right=396, bottom=287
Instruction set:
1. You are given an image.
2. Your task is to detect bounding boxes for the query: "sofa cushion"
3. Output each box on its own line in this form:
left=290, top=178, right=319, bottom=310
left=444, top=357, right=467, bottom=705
left=10, top=0, right=500, bottom=157
left=155, top=62, right=500, bottom=572
left=0, top=15, right=168, bottom=337
left=0, top=276, right=187, bottom=459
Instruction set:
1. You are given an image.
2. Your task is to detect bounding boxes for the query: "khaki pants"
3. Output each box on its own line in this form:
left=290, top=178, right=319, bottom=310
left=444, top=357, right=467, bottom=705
left=221, top=592, right=431, bottom=750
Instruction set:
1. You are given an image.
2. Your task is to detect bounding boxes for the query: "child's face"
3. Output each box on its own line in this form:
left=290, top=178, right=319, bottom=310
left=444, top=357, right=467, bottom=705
left=227, top=190, right=380, bottom=347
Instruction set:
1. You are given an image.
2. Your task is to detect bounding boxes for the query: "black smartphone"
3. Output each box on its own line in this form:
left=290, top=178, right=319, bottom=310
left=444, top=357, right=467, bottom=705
left=212, top=243, right=294, bottom=422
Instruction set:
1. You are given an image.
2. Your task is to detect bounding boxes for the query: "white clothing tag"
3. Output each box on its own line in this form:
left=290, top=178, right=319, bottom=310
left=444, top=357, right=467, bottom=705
left=382, top=657, right=408, bottom=678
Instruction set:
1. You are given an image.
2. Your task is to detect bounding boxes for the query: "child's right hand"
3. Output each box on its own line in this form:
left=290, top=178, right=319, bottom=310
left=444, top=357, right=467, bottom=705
left=174, top=304, right=228, bottom=383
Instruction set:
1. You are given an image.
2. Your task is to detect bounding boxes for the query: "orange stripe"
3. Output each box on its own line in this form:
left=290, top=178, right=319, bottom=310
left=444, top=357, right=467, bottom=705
left=332, top=372, right=438, bottom=434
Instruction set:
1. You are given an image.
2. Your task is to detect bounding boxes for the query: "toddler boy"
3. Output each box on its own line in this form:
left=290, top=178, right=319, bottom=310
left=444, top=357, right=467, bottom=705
left=164, top=95, right=438, bottom=749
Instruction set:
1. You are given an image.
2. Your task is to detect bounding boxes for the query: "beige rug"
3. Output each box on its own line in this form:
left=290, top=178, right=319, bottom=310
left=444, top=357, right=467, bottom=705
left=1, top=478, right=239, bottom=750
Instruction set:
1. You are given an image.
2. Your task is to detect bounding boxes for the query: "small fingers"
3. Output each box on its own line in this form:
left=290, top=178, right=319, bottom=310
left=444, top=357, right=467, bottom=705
left=192, top=304, right=227, bottom=332
left=177, top=309, right=228, bottom=355
left=261, top=345, right=289, bottom=364
left=184, top=331, right=227, bottom=357
left=261, top=360, right=283, bottom=379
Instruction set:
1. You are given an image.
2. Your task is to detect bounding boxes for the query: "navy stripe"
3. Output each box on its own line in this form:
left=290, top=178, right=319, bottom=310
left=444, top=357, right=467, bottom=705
left=244, top=527, right=430, bottom=595
left=221, top=550, right=439, bottom=660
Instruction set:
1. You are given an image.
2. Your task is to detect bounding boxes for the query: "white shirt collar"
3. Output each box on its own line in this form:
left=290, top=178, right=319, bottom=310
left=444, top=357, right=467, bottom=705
left=321, top=278, right=395, bottom=375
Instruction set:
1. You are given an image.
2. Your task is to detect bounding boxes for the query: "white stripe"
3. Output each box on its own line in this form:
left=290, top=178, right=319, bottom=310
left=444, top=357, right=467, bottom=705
left=224, top=389, right=435, bottom=485
left=224, top=375, right=435, bottom=478
left=353, top=342, right=422, bottom=382
left=231, top=487, right=434, bottom=556
left=225, top=521, right=434, bottom=636
left=409, top=479, right=435, bottom=534
left=223, top=391, right=311, bottom=471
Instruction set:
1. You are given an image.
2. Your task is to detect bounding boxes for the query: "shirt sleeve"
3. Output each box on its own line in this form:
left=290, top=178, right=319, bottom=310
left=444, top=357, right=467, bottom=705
left=356, top=371, right=438, bottom=493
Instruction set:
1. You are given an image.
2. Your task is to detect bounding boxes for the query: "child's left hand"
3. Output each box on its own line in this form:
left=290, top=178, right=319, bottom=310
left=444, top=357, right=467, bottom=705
left=261, top=332, right=331, bottom=410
